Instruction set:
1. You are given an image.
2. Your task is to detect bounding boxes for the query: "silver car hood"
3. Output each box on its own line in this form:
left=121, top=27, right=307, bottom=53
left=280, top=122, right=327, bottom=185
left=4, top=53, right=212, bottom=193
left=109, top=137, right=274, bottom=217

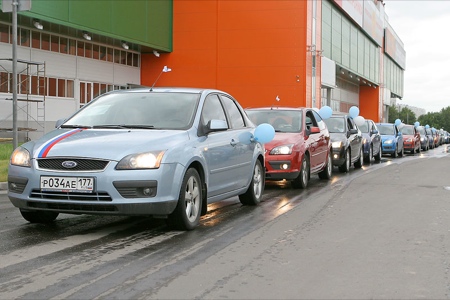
left=30, top=128, right=190, bottom=160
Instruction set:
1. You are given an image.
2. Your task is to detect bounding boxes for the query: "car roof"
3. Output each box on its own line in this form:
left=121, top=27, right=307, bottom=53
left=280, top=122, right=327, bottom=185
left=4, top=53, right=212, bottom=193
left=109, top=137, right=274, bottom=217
left=245, top=107, right=306, bottom=111
left=107, top=87, right=227, bottom=94
left=376, top=122, right=394, bottom=126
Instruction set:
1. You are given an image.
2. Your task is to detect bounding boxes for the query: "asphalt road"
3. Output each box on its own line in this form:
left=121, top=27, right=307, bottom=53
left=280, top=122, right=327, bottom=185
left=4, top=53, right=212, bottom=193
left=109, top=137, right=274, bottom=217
left=1, top=145, right=450, bottom=299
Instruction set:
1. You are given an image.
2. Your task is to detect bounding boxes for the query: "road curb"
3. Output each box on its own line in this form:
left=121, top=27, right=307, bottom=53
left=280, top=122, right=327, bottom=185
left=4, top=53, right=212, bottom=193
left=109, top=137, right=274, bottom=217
left=0, top=182, right=7, bottom=191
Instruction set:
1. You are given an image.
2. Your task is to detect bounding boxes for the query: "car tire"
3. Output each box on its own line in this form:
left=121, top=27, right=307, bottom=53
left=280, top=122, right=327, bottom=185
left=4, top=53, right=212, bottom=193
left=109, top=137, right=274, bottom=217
left=399, top=146, right=404, bottom=157
left=167, top=168, right=202, bottom=231
left=391, top=146, right=398, bottom=158
left=318, top=151, right=332, bottom=180
left=339, top=148, right=350, bottom=173
left=375, top=144, right=382, bottom=161
left=364, top=145, right=372, bottom=164
left=239, top=159, right=264, bottom=205
left=292, top=155, right=309, bottom=189
left=354, top=147, right=363, bottom=169
left=20, top=209, right=59, bottom=223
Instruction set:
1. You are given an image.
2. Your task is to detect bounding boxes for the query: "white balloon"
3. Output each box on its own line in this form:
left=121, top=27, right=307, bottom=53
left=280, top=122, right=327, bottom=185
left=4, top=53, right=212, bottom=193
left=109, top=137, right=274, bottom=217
left=354, top=115, right=365, bottom=127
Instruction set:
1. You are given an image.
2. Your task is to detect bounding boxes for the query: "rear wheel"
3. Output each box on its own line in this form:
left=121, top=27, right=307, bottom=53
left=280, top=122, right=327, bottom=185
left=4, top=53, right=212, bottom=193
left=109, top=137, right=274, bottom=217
left=292, top=155, right=309, bottom=189
left=364, top=145, right=372, bottom=163
left=239, top=159, right=264, bottom=205
left=20, top=209, right=59, bottom=223
left=398, top=146, right=404, bottom=157
left=339, top=149, right=350, bottom=173
left=318, top=152, right=332, bottom=180
left=375, top=144, right=382, bottom=161
left=354, top=148, right=363, bottom=169
left=167, top=168, right=202, bottom=231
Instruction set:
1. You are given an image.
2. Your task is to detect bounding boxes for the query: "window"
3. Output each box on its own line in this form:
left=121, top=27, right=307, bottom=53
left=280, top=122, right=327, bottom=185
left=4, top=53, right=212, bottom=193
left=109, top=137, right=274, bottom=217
left=0, top=23, right=9, bottom=43
left=201, top=94, right=227, bottom=127
left=220, top=95, right=245, bottom=129
left=41, top=33, right=50, bottom=51
left=48, top=77, right=57, bottom=96
left=77, top=41, right=85, bottom=57
left=31, top=31, right=40, bottom=49
left=57, top=79, right=65, bottom=97
left=50, top=35, right=59, bottom=52
left=19, top=28, right=30, bottom=47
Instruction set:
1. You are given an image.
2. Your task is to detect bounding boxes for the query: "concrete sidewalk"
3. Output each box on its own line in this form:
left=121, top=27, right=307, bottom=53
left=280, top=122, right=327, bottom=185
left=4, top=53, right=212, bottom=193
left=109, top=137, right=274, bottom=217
left=0, top=182, right=7, bottom=191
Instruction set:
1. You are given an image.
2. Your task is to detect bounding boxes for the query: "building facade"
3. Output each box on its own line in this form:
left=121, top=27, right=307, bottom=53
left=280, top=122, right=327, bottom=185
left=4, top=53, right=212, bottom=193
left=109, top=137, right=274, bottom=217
left=0, top=0, right=405, bottom=142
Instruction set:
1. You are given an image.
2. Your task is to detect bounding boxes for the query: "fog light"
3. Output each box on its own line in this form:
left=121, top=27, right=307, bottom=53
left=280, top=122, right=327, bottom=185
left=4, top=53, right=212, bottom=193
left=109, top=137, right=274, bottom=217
left=10, top=183, right=17, bottom=190
left=333, top=154, right=339, bottom=159
left=280, top=163, right=289, bottom=170
left=143, top=188, right=153, bottom=196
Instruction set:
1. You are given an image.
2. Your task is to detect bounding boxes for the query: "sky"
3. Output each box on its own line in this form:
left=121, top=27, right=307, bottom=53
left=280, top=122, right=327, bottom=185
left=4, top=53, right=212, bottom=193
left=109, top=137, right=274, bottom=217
left=383, top=0, right=450, bottom=113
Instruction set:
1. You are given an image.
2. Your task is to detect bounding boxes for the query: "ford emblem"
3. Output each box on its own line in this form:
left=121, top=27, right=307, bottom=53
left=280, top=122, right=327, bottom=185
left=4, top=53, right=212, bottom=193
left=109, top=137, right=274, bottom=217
left=62, top=161, right=77, bottom=169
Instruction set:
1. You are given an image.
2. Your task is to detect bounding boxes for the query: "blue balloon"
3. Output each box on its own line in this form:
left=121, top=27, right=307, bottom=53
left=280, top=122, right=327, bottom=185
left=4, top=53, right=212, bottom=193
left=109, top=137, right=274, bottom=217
left=254, top=123, right=275, bottom=144
left=349, top=106, right=359, bottom=118
left=319, top=106, right=332, bottom=119
left=238, top=131, right=253, bottom=145
left=394, top=119, right=401, bottom=126
left=414, top=121, right=420, bottom=128
left=425, top=124, right=430, bottom=129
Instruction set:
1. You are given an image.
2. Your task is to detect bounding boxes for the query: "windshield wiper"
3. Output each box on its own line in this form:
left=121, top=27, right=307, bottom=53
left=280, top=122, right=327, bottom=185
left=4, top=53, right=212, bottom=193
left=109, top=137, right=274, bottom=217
left=92, top=124, right=155, bottom=129
left=60, top=124, right=92, bottom=129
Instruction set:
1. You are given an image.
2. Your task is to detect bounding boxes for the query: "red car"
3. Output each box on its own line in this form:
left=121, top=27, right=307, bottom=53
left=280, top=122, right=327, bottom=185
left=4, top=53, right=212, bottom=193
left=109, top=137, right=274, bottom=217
left=400, top=124, right=421, bottom=154
left=245, top=107, right=332, bottom=188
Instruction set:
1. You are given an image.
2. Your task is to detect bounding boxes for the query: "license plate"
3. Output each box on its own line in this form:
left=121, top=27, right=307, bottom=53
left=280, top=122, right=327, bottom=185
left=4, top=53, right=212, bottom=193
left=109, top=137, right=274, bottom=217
left=40, top=176, right=94, bottom=193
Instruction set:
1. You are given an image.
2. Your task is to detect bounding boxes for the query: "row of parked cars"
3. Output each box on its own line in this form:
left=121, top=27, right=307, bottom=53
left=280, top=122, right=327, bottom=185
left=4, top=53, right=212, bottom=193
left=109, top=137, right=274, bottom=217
left=6, top=86, right=448, bottom=231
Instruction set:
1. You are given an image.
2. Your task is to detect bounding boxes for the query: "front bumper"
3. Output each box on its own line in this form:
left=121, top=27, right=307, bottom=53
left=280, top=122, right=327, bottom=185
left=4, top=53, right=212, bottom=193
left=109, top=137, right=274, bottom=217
left=331, top=147, right=346, bottom=166
left=7, top=160, right=184, bottom=217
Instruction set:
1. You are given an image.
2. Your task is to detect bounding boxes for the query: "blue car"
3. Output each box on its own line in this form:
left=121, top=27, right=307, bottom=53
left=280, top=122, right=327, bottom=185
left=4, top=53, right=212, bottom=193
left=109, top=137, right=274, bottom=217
left=376, top=122, right=404, bottom=158
left=7, top=87, right=273, bottom=230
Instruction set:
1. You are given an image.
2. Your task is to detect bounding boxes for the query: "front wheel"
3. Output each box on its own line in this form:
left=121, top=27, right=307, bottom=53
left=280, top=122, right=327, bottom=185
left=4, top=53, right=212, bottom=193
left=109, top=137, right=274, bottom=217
left=20, top=209, right=59, bottom=223
left=167, top=168, right=202, bottom=231
left=239, top=159, right=264, bottom=205
left=339, top=149, right=351, bottom=173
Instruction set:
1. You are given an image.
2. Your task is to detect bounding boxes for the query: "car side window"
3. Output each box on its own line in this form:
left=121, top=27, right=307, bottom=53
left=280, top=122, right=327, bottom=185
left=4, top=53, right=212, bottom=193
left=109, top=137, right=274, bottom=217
left=346, top=117, right=354, bottom=130
left=201, top=94, right=227, bottom=127
left=312, top=111, right=327, bottom=131
left=220, top=95, right=245, bottom=129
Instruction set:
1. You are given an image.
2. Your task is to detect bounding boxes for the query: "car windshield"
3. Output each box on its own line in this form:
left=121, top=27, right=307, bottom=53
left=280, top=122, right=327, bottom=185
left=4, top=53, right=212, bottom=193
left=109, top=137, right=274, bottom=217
left=378, top=125, right=395, bottom=135
left=246, top=110, right=302, bottom=133
left=323, top=117, right=345, bottom=133
left=359, top=121, right=370, bottom=133
left=418, top=127, right=425, bottom=135
left=400, top=126, right=414, bottom=135
left=62, top=92, right=199, bottom=130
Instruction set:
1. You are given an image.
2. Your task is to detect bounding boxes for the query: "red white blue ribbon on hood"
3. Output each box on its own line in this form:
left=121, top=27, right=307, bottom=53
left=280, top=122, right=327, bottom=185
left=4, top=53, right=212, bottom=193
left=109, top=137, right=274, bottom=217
left=35, top=129, right=85, bottom=158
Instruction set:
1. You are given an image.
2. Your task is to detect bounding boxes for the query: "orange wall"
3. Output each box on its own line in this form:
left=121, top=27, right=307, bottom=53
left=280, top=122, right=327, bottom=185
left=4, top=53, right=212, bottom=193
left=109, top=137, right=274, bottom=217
left=141, top=0, right=313, bottom=108
left=359, top=85, right=380, bottom=122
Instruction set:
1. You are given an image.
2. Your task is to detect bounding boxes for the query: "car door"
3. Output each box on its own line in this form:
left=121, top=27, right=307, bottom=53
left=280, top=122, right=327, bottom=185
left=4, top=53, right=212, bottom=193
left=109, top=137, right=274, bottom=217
left=346, top=116, right=362, bottom=162
left=308, top=110, right=328, bottom=173
left=370, top=121, right=381, bottom=151
left=200, top=94, right=254, bottom=199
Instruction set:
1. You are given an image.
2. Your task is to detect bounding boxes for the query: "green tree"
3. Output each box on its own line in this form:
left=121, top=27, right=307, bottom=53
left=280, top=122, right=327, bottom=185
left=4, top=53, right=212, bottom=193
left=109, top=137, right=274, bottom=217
left=388, top=105, right=399, bottom=123
left=398, top=107, right=416, bottom=125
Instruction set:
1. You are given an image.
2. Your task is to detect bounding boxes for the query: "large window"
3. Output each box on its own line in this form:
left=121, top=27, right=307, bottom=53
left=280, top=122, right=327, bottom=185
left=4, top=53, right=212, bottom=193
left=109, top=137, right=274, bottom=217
left=0, top=22, right=140, bottom=68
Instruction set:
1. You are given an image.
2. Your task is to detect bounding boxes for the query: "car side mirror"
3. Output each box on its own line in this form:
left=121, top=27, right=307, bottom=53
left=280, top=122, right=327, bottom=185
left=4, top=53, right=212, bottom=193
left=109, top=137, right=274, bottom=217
left=371, top=129, right=379, bottom=135
left=55, top=118, right=66, bottom=128
left=208, top=119, right=228, bottom=132
left=309, top=126, right=321, bottom=135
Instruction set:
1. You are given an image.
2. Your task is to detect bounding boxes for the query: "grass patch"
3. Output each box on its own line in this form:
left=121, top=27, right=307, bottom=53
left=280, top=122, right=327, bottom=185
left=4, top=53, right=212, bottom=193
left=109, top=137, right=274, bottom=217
left=0, top=143, right=13, bottom=182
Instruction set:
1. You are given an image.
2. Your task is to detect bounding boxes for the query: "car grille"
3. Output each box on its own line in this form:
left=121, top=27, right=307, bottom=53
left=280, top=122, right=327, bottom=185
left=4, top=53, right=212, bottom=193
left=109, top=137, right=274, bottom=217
left=37, top=158, right=109, bottom=171
left=27, top=202, right=117, bottom=212
left=30, top=189, right=112, bottom=201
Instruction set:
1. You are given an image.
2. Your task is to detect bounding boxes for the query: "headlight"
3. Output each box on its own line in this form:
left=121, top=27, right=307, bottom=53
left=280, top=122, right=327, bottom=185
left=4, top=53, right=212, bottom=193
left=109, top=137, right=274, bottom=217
left=362, top=138, right=367, bottom=144
left=10, top=147, right=31, bottom=167
left=116, top=151, right=165, bottom=170
left=332, top=141, right=343, bottom=148
left=420, top=137, right=424, bottom=141
left=384, top=139, right=393, bottom=144
left=270, top=144, right=293, bottom=155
